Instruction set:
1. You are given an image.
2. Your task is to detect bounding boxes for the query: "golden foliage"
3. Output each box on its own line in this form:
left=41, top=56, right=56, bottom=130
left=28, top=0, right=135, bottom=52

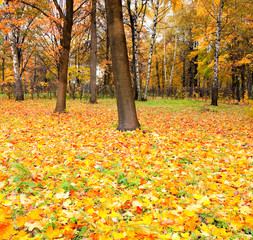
left=0, top=99, right=252, bottom=239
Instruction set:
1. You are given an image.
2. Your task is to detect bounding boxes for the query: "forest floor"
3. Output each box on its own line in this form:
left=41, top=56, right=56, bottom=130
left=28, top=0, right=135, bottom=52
left=0, top=98, right=253, bottom=239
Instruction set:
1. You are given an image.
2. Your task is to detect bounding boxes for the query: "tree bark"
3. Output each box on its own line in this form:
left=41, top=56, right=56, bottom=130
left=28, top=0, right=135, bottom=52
left=2, top=58, right=5, bottom=84
left=104, top=26, right=110, bottom=87
left=5, top=0, right=24, bottom=101
left=240, top=65, right=245, bottom=101
left=163, top=32, right=167, bottom=94
left=127, top=0, right=141, bottom=100
left=236, top=75, right=240, bottom=102
left=105, top=0, right=140, bottom=131
left=169, top=35, right=177, bottom=91
left=8, top=29, right=24, bottom=101
left=89, top=0, right=97, bottom=104
left=156, top=58, right=160, bottom=95
left=143, top=0, right=160, bottom=101
left=133, top=2, right=141, bottom=101
left=54, top=0, right=74, bottom=113
left=248, top=71, right=253, bottom=98
left=211, top=0, right=224, bottom=106
left=231, top=70, right=236, bottom=101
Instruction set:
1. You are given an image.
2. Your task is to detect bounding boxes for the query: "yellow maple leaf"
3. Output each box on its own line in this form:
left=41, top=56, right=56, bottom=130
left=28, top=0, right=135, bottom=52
left=27, top=209, right=43, bottom=220
left=200, top=224, right=210, bottom=234
left=181, top=232, right=190, bottom=238
left=198, top=196, right=211, bottom=206
left=184, top=210, right=195, bottom=217
left=112, top=232, right=126, bottom=239
left=141, top=214, right=153, bottom=225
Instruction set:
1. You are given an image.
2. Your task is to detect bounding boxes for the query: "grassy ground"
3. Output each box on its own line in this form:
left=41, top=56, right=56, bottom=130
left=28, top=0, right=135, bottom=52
left=0, top=98, right=252, bottom=239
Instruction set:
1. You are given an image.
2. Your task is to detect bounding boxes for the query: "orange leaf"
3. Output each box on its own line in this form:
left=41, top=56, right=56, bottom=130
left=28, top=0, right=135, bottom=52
left=45, top=225, right=61, bottom=239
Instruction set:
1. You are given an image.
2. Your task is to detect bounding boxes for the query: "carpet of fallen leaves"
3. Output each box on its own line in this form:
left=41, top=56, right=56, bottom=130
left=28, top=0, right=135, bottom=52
left=0, top=98, right=253, bottom=240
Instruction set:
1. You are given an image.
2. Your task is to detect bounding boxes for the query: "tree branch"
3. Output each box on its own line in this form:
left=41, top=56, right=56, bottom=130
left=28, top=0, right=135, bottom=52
left=74, top=0, right=88, bottom=14
left=52, top=0, right=65, bottom=20
left=21, top=1, right=62, bottom=31
left=199, top=0, right=216, bottom=20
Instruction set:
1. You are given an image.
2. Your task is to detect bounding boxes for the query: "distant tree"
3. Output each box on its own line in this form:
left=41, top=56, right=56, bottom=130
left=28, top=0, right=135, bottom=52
left=1, top=1, right=38, bottom=100
left=89, top=0, right=97, bottom=104
left=21, top=0, right=88, bottom=113
left=126, top=0, right=148, bottom=101
left=105, top=0, right=140, bottom=131
left=143, top=0, right=160, bottom=101
left=210, top=0, right=224, bottom=106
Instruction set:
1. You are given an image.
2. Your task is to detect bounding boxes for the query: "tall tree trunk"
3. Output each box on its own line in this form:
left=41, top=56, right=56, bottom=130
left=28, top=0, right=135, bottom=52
left=2, top=58, right=5, bottom=84
left=105, top=0, right=140, bottom=131
left=163, top=32, right=167, bottom=94
left=8, top=29, right=24, bottom=101
left=236, top=75, right=240, bottom=102
left=248, top=71, right=253, bottom=99
left=231, top=70, right=236, bottom=101
left=32, top=55, right=37, bottom=99
left=211, top=0, right=224, bottom=106
left=143, top=0, right=160, bottom=101
left=103, top=26, right=110, bottom=88
left=182, top=56, right=186, bottom=88
left=133, top=1, right=141, bottom=101
left=127, top=0, right=136, bottom=99
left=169, top=35, right=177, bottom=92
left=54, top=0, right=74, bottom=113
left=5, top=1, right=24, bottom=101
left=156, top=58, right=160, bottom=95
left=89, top=0, right=97, bottom=104
left=240, top=65, right=245, bottom=101
left=127, top=0, right=141, bottom=100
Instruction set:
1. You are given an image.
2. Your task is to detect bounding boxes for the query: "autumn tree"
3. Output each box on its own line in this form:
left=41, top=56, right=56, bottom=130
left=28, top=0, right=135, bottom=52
left=105, top=0, right=140, bottom=131
left=207, top=0, right=225, bottom=106
left=21, top=0, right=89, bottom=113
left=143, top=0, right=160, bottom=101
left=126, top=0, right=148, bottom=100
left=1, top=1, right=39, bottom=100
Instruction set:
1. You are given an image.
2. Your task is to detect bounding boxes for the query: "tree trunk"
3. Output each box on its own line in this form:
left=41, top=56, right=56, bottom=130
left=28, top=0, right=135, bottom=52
left=211, top=0, right=224, bottom=106
left=133, top=3, right=141, bottom=101
left=89, top=0, right=97, bottom=104
left=54, top=0, right=74, bottom=113
left=231, top=71, right=236, bottom=101
left=156, top=58, right=160, bottom=95
left=8, top=29, right=24, bottom=101
left=169, top=35, right=177, bottom=91
left=163, top=32, right=167, bottom=94
left=143, top=0, right=160, bottom=101
left=240, top=65, right=245, bottom=101
left=182, top=56, right=186, bottom=88
left=2, top=58, right=4, bottom=83
left=32, top=55, right=37, bottom=99
left=105, top=0, right=140, bottom=131
left=127, top=0, right=141, bottom=100
left=236, top=75, right=240, bottom=102
left=248, top=71, right=253, bottom=99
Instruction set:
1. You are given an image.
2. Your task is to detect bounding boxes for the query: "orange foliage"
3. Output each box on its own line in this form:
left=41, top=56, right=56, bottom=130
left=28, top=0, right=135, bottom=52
left=0, top=98, right=252, bottom=239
